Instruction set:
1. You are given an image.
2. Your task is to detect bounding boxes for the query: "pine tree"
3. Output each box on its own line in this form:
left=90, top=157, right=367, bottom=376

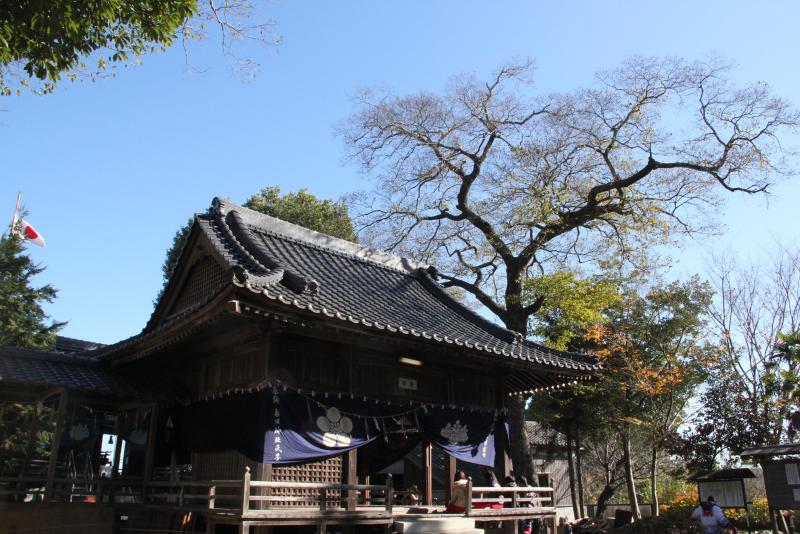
left=0, top=229, right=64, bottom=349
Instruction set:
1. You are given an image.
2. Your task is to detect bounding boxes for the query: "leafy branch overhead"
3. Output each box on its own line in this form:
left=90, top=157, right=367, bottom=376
left=342, top=57, right=799, bottom=333
left=0, top=1, right=278, bottom=95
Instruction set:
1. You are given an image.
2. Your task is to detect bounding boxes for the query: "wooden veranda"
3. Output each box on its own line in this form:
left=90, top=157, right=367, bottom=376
left=0, top=466, right=557, bottom=533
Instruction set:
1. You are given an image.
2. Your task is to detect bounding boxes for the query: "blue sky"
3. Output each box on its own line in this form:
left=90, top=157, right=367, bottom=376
left=2, top=1, right=799, bottom=344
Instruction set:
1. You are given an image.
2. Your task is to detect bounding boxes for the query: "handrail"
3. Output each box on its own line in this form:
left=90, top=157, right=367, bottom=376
left=2, top=468, right=398, bottom=516
left=465, top=480, right=556, bottom=517
left=240, top=468, right=393, bottom=517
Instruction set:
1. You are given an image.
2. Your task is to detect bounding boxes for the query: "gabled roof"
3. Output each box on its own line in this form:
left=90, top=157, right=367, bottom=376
left=0, top=344, right=134, bottom=396
left=149, top=197, right=596, bottom=374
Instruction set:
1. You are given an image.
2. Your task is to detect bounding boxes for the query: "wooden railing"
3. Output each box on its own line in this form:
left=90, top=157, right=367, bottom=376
left=465, top=481, right=555, bottom=518
left=1, top=471, right=552, bottom=523
left=239, top=467, right=394, bottom=517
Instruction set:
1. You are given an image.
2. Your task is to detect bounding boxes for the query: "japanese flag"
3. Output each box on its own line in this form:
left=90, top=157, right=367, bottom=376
left=14, top=215, right=46, bottom=247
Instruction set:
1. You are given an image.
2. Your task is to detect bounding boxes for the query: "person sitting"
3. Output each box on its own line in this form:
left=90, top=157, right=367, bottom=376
left=445, top=471, right=469, bottom=513
left=404, top=483, right=421, bottom=505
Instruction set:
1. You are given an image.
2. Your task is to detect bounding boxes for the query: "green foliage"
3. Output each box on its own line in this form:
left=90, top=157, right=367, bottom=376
left=0, top=0, right=197, bottom=95
left=243, top=187, right=357, bottom=243
left=524, top=270, right=621, bottom=350
left=159, top=187, right=356, bottom=298
left=0, top=402, right=56, bottom=475
left=728, top=497, right=771, bottom=529
left=0, top=232, right=64, bottom=349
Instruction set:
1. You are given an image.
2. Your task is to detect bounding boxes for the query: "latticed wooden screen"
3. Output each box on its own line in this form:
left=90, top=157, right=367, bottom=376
left=170, top=256, right=227, bottom=316
left=270, top=456, right=343, bottom=507
left=192, top=452, right=345, bottom=508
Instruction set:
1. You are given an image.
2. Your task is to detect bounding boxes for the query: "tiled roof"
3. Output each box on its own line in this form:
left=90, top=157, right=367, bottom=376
left=525, top=421, right=567, bottom=448
left=0, top=345, right=131, bottom=396
left=186, top=198, right=598, bottom=373
left=55, top=336, right=106, bottom=355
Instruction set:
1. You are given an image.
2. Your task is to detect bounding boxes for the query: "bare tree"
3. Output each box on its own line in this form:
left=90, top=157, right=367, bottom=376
left=706, top=244, right=800, bottom=447
left=341, top=57, right=799, bottom=479
left=181, top=1, right=280, bottom=79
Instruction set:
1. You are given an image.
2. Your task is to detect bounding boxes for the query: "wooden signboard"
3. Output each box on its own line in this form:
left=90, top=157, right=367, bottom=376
left=762, top=461, right=800, bottom=510
left=698, top=480, right=746, bottom=509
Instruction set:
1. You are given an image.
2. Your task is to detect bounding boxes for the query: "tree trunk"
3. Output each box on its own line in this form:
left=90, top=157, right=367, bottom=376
left=506, top=394, right=534, bottom=482
left=502, top=310, right=537, bottom=484
left=565, top=426, right=580, bottom=519
left=650, top=446, right=659, bottom=517
left=595, top=484, right=616, bottom=519
left=576, top=432, right=586, bottom=518
left=621, top=430, right=641, bottom=520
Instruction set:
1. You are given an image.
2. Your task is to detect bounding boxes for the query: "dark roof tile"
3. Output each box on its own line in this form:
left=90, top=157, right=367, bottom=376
left=198, top=198, right=598, bottom=373
left=0, top=345, right=132, bottom=396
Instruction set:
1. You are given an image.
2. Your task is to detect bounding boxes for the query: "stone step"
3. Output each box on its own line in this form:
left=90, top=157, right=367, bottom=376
left=394, top=516, right=484, bottom=534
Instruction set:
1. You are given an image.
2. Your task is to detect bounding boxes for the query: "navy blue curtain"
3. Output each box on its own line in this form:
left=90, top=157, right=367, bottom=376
left=174, top=389, right=503, bottom=468
left=419, top=409, right=500, bottom=467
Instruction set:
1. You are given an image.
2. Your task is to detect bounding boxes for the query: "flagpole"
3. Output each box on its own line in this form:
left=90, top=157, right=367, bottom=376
left=10, top=191, right=21, bottom=232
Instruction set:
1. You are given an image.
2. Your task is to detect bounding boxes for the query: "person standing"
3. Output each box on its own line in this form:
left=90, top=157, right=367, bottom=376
left=691, top=496, right=736, bottom=534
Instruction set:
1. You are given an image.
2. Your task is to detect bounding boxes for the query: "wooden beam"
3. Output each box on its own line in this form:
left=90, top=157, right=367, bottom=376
left=44, top=388, right=68, bottom=501
left=446, top=454, right=457, bottom=503
left=344, top=449, right=358, bottom=511
left=20, top=401, right=43, bottom=477
left=423, top=440, right=433, bottom=505
left=495, top=383, right=511, bottom=479
left=143, top=403, right=159, bottom=485
left=111, top=414, right=123, bottom=479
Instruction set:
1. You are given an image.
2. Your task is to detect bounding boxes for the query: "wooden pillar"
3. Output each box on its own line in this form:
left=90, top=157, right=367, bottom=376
left=495, top=381, right=512, bottom=479
left=44, top=388, right=68, bottom=502
left=343, top=449, right=358, bottom=511
left=143, top=403, right=159, bottom=485
left=445, top=454, right=457, bottom=503
left=494, top=414, right=511, bottom=479
left=21, top=401, right=43, bottom=477
left=111, top=422, right=123, bottom=480
left=771, top=507, right=780, bottom=534
left=422, top=440, right=433, bottom=505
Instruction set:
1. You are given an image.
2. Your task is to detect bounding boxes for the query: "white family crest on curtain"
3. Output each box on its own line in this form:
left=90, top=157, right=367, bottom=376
left=316, top=407, right=354, bottom=447
left=440, top=420, right=469, bottom=445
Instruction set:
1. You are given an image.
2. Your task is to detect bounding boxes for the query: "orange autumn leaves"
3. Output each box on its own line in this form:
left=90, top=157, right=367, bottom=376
left=586, top=324, right=702, bottom=398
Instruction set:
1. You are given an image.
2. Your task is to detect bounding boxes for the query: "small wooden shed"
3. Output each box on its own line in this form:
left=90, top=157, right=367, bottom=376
left=741, top=443, right=800, bottom=533
left=687, top=468, right=756, bottom=509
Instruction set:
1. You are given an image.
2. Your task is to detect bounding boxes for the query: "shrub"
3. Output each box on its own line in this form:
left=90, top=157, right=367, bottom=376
left=660, top=486, right=699, bottom=523
left=728, top=497, right=770, bottom=529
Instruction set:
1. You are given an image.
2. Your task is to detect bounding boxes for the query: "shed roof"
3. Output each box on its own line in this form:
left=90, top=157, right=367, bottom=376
left=0, top=345, right=134, bottom=396
left=688, top=468, right=756, bottom=482
left=163, top=197, right=598, bottom=374
left=741, top=443, right=800, bottom=458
